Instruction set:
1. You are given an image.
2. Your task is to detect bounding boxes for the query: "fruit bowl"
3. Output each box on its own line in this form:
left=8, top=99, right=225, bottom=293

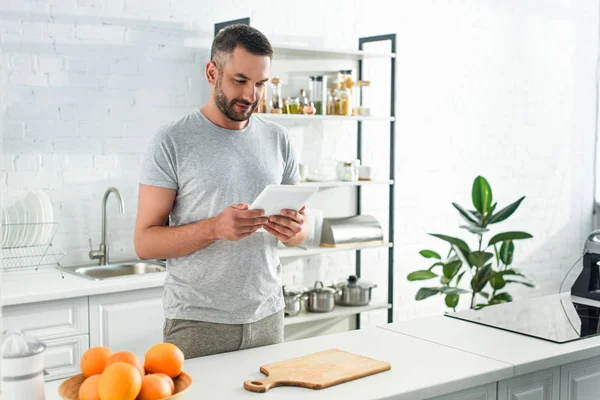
left=58, top=371, right=192, bottom=400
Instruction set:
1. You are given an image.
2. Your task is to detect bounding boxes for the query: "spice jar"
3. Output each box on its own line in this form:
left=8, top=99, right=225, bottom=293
left=271, top=76, right=283, bottom=113
left=311, top=75, right=327, bottom=115
left=286, top=97, right=300, bottom=114
left=327, top=89, right=335, bottom=115
left=335, top=71, right=352, bottom=116
left=356, top=80, right=371, bottom=116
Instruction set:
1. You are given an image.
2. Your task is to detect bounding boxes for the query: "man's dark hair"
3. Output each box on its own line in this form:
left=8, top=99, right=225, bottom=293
left=211, top=24, right=273, bottom=69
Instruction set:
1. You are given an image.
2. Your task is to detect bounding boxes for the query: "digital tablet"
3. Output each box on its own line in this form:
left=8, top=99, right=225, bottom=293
left=249, top=184, right=318, bottom=217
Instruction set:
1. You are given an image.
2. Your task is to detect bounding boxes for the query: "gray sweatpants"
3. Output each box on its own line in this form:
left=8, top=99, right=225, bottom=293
left=163, top=310, right=284, bottom=359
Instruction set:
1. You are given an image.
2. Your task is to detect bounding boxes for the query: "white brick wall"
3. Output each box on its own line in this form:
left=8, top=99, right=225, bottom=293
left=1, top=0, right=598, bottom=333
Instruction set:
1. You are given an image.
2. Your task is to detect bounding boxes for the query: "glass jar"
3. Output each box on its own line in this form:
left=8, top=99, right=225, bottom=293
left=271, top=76, right=282, bottom=113
left=286, top=97, right=300, bottom=114
left=327, top=89, right=335, bottom=115
left=334, top=71, right=352, bottom=116
left=357, top=80, right=371, bottom=116
left=299, top=89, right=309, bottom=109
left=311, top=75, right=327, bottom=115
left=341, top=162, right=357, bottom=181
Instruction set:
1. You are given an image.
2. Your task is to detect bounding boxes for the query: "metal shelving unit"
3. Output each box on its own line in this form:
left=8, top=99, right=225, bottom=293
left=263, top=35, right=397, bottom=329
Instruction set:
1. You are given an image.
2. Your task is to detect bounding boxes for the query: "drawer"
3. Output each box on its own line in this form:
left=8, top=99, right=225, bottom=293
left=43, top=334, right=89, bottom=382
left=3, top=297, right=89, bottom=340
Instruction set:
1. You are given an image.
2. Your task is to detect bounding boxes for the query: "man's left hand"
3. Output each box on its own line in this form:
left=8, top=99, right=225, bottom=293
left=264, top=206, right=306, bottom=243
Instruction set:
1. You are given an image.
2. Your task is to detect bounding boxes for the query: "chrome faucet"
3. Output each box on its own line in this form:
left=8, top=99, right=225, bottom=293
left=89, top=187, right=125, bottom=265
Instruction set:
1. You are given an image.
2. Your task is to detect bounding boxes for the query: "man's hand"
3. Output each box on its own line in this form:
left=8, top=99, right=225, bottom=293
left=263, top=206, right=306, bottom=243
left=212, top=204, right=267, bottom=241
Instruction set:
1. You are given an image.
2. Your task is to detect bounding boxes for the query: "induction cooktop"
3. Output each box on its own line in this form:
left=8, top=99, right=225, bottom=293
left=445, top=293, right=600, bottom=344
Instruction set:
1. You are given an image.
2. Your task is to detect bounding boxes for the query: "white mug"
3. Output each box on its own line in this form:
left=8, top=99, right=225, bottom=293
left=298, top=164, right=308, bottom=181
left=358, top=165, right=372, bottom=180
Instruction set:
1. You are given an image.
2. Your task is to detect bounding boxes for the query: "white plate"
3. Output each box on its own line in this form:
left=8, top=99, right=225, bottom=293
left=14, top=200, right=29, bottom=247
left=23, top=191, right=43, bottom=246
left=5, top=204, right=19, bottom=248
left=1, top=209, right=7, bottom=247
left=34, top=190, right=53, bottom=244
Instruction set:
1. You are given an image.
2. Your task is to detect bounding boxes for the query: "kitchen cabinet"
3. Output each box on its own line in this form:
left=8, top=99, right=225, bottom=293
left=497, top=367, right=560, bottom=400
left=42, top=334, right=88, bottom=380
left=3, top=297, right=89, bottom=382
left=560, top=355, right=600, bottom=400
left=3, top=297, right=88, bottom=340
left=431, top=382, right=497, bottom=399
left=89, top=287, right=164, bottom=360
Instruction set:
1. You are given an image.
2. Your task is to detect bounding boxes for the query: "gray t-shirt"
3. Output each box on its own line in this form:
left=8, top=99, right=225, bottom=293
left=140, top=109, right=300, bottom=324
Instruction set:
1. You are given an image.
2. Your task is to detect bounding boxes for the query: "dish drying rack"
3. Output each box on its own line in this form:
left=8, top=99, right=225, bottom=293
left=1, top=222, right=66, bottom=272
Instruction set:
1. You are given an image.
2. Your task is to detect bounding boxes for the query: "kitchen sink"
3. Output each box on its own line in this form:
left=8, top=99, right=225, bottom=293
left=57, top=261, right=166, bottom=280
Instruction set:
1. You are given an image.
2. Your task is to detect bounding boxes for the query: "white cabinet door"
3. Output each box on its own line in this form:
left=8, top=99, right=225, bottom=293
left=3, top=297, right=88, bottom=340
left=89, top=288, right=164, bottom=360
left=43, top=334, right=89, bottom=382
left=560, top=356, right=600, bottom=400
left=497, top=367, right=560, bottom=400
left=431, top=382, right=497, bottom=400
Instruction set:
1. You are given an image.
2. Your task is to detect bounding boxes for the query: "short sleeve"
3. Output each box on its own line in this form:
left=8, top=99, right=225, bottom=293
left=281, top=131, right=300, bottom=185
left=139, top=129, right=178, bottom=190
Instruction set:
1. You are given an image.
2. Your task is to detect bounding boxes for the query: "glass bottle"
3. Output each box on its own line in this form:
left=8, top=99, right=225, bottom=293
left=286, top=97, right=300, bottom=115
left=299, top=89, right=309, bottom=109
left=357, top=80, right=371, bottom=116
left=311, top=75, right=327, bottom=115
left=327, top=89, right=335, bottom=115
left=270, top=76, right=283, bottom=113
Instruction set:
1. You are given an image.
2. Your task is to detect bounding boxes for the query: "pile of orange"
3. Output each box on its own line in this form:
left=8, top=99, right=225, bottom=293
left=78, top=343, right=185, bottom=400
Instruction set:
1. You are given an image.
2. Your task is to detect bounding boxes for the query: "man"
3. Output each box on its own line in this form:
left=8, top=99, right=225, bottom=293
left=134, top=24, right=308, bottom=359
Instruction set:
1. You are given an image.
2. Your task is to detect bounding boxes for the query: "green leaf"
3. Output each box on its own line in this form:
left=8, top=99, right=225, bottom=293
left=445, top=294, right=459, bottom=308
left=489, top=292, right=513, bottom=304
left=419, top=250, right=441, bottom=260
left=471, top=264, right=493, bottom=292
left=440, top=276, right=450, bottom=285
left=455, top=271, right=467, bottom=286
left=415, top=287, right=440, bottom=300
left=443, top=260, right=462, bottom=280
left=490, top=274, right=506, bottom=290
left=407, top=270, right=438, bottom=281
left=429, top=234, right=471, bottom=253
left=497, top=269, right=525, bottom=277
left=472, top=176, right=493, bottom=214
left=480, top=291, right=490, bottom=299
left=452, top=202, right=481, bottom=225
left=439, top=287, right=470, bottom=295
left=483, top=202, right=498, bottom=225
left=488, top=196, right=525, bottom=224
left=500, top=241, right=515, bottom=265
left=488, top=231, right=533, bottom=247
left=505, top=279, right=536, bottom=288
left=428, top=262, right=445, bottom=271
left=468, top=251, right=494, bottom=268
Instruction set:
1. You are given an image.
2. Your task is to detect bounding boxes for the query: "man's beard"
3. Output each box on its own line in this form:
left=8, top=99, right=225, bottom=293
left=214, top=77, right=257, bottom=122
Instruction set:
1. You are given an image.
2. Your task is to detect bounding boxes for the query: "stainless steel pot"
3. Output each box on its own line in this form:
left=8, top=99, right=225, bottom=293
left=282, top=286, right=303, bottom=317
left=332, top=275, right=377, bottom=306
left=302, top=281, right=340, bottom=313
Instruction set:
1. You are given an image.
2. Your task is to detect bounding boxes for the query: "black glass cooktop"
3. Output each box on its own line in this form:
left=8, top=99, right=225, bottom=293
left=445, top=294, right=600, bottom=344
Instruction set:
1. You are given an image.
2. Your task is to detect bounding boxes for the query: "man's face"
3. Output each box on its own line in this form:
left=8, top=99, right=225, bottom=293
left=212, top=47, right=270, bottom=122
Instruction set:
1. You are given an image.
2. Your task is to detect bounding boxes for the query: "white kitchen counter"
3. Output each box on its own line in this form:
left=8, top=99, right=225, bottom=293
left=45, top=326, right=514, bottom=400
left=0, top=266, right=165, bottom=306
left=381, top=296, right=600, bottom=376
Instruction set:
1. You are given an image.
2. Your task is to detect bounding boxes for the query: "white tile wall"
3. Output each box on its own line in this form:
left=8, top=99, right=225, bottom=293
left=1, top=0, right=598, bottom=330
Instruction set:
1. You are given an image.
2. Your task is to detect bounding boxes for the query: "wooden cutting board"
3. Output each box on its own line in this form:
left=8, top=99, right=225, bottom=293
left=243, top=349, right=391, bottom=393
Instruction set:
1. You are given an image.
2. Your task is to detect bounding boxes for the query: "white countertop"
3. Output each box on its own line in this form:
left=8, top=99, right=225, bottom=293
left=381, top=295, right=600, bottom=376
left=1, top=266, right=165, bottom=306
left=45, top=326, right=514, bottom=400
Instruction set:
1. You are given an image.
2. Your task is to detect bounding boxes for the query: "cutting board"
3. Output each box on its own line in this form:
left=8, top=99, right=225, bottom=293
left=243, top=349, right=391, bottom=393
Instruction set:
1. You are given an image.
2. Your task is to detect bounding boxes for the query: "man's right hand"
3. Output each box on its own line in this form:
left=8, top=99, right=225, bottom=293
left=212, top=204, right=267, bottom=241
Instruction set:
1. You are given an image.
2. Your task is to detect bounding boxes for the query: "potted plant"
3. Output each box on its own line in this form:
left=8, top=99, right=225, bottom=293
left=407, top=176, right=535, bottom=310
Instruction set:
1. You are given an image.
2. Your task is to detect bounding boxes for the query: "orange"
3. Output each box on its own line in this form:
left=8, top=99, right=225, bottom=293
left=144, top=343, right=184, bottom=378
left=154, top=373, right=175, bottom=394
left=81, top=347, right=113, bottom=377
left=79, top=374, right=101, bottom=400
left=106, top=351, right=145, bottom=377
left=98, top=362, right=142, bottom=400
left=136, top=374, right=173, bottom=400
